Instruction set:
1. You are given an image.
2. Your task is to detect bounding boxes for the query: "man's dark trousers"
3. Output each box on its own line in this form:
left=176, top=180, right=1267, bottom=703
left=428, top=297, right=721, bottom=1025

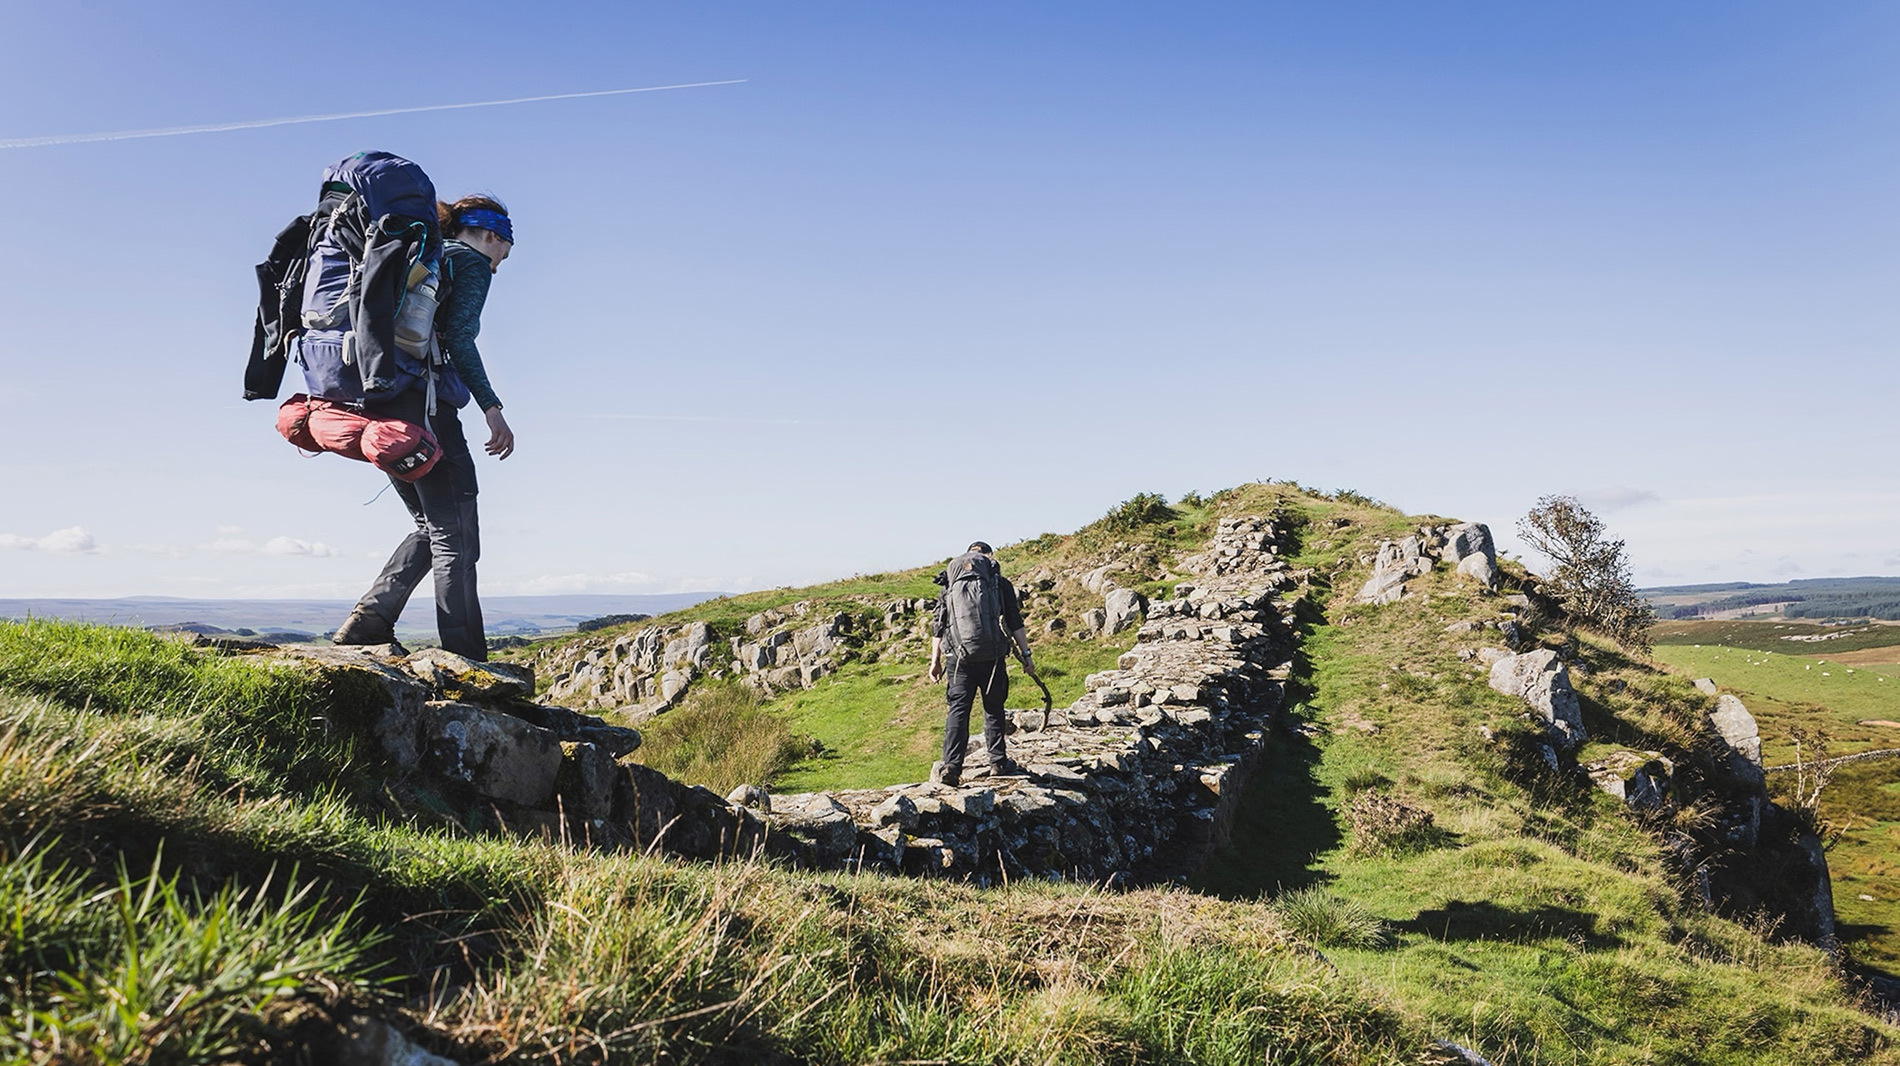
left=352, top=403, right=486, bottom=660
left=943, top=654, right=1010, bottom=776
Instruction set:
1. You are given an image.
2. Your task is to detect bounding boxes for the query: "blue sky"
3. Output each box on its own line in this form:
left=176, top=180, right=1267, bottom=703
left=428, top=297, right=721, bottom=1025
left=2, top=2, right=1897, bottom=599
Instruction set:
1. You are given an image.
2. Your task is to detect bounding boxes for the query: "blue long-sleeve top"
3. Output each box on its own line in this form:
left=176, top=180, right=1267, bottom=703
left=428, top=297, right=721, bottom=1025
left=438, top=239, right=503, bottom=411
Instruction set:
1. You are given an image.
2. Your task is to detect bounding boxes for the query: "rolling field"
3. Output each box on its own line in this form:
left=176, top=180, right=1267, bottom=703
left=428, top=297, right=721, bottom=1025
left=1653, top=619, right=1900, bottom=657
left=1647, top=643, right=1900, bottom=763
left=1650, top=620, right=1900, bottom=975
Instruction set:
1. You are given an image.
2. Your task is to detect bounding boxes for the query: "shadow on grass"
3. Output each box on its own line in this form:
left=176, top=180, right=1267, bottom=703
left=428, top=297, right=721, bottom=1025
left=1190, top=726, right=1339, bottom=900
left=1398, top=899, right=1622, bottom=949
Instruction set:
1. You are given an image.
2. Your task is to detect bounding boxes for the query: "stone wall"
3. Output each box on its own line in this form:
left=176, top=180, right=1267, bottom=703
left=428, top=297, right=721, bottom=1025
left=759, top=515, right=1311, bottom=883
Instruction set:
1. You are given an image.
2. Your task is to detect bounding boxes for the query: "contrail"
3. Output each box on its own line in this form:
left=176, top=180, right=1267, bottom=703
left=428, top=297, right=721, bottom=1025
left=0, top=79, right=747, bottom=150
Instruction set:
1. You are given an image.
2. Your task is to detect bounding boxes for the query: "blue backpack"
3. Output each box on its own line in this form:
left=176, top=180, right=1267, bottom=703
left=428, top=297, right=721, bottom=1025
left=246, top=151, right=466, bottom=410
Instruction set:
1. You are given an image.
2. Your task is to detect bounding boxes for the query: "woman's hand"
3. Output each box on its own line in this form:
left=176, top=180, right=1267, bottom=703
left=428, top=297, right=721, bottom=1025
left=483, top=407, right=515, bottom=459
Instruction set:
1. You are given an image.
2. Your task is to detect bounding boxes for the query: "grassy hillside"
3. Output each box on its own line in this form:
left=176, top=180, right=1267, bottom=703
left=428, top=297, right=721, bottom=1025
left=1647, top=618, right=1900, bottom=979
left=2, top=484, right=1897, bottom=1063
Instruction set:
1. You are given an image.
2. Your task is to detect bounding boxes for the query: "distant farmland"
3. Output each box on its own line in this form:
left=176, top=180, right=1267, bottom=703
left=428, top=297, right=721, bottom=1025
left=1643, top=576, right=1900, bottom=620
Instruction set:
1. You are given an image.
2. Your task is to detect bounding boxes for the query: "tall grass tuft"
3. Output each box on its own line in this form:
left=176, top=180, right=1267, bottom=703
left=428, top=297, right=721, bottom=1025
left=1270, top=886, right=1391, bottom=950
left=0, top=842, right=380, bottom=1064
left=631, top=683, right=805, bottom=793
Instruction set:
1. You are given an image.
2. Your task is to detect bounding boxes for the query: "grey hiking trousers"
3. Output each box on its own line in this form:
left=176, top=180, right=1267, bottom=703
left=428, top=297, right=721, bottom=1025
left=942, top=655, right=1010, bottom=775
left=351, top=402, right=486, bottom=660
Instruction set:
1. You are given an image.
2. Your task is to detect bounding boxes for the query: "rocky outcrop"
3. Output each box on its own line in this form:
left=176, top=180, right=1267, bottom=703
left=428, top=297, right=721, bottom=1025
left=537, top=598, right=937, bottom=714
left=1487, top=648, right=1586, bottom=751
left=1710, top=693, right=1764, bottom=784
left=1355, top=536, right=1431, bottom=605
left=1440, top=522, right=1500, bottom=588
left=1103, top=587, right=1148, bottom=634
left=266, top=646, right=784, bottom=859
left=1586, top=750, right=1673, bottom=812
left=762, top=514, right=1308, bottom=883
left=1354, top=521, right=1499, bottom=605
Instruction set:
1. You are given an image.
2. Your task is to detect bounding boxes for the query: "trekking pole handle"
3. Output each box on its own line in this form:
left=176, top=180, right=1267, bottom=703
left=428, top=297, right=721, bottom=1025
left=1011, top=641, right=1054, bottom=712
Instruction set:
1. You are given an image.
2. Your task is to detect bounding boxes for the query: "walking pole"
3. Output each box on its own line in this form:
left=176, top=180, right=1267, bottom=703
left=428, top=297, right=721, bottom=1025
left=1013, top=642, right=1053, bottom=712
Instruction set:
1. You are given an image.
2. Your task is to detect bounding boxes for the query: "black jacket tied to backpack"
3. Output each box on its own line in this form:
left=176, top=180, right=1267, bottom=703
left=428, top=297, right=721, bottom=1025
left=245, top=151, right=444, bottom=406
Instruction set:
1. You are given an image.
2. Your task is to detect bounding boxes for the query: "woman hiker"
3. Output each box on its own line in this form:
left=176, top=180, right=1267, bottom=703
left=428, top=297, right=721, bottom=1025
left=332, top=196, right=517, bottom=659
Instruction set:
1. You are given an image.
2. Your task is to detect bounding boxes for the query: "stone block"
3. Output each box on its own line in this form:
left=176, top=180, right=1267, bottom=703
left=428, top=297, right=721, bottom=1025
left=1488, top=650, right=1585, bottom=749
left=1586, top=750, right=1674, bottom=812
left=557, top=741, right=621, bottom=821
left=404, top=647, right=534, bottom=701
left=942, top=788, right=995, bottom=817
left=616, top=762, right=681, bottom=847
left=422, top=701, right=564, bottom=807
left=870, top=793, right=919, bottom=830
left=767, top=793, right=860, bottom=865
left=1105, top=588, right=1148, bottom=634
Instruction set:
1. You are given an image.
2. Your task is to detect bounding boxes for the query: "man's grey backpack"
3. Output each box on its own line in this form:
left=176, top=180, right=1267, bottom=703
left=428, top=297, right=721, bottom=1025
left=942, top=551, right=1010, bottom=662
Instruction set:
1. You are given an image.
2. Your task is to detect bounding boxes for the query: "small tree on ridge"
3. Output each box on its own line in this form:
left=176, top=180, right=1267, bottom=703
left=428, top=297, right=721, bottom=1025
left=1518, top=495, right=1656, bottom=651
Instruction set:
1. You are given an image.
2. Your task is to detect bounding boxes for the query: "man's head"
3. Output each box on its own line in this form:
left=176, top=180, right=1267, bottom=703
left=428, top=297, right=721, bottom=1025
left=967, top=541, right=993, bottom=555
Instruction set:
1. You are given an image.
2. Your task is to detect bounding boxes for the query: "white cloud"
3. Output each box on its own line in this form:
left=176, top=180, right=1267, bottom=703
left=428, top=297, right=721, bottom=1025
left=0, top=526, right=99, bottom=553
left=262, top=537, right=340, bottom=558
left=202, top=535, right=340, bottom=558
left=514, top=571, right=658, bottom=595
left=216, top=525, right=245, bottom=536
left=1575, top=487, right=1662, bottom=513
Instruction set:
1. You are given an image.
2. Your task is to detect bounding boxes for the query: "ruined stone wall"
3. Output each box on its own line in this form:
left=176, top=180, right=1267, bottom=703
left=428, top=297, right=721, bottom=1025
left=757, top=515, right=1312, bottom=883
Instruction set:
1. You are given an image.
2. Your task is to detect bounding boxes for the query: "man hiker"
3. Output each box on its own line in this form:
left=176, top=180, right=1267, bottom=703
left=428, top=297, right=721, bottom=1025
left=928, top=541, right=1037, bottom=788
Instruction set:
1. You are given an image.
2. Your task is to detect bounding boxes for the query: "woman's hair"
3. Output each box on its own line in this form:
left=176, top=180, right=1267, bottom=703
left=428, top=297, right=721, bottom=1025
left=438, top=195, right=510, bottom=239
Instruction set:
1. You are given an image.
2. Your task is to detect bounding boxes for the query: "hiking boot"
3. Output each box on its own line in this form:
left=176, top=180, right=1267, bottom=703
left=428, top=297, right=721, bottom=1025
left=333, top=608, right=406, bottom=654
left=929, top=761, right=961, bottom=788
left=989, top=758, right=1026, bottom=778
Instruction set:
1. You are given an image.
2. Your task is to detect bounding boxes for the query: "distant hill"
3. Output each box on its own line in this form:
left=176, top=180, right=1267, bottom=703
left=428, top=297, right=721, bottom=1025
left=1642, top=576, right=1900, bottom=621
left=0, top=593, right=721, bottom=642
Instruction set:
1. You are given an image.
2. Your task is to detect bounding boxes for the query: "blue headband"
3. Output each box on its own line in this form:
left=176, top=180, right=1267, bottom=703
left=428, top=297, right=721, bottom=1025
left=455, top=208, right=514, bottom=244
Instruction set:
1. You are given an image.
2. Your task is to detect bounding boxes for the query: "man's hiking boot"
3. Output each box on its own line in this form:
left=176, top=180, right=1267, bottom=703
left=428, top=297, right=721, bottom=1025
left=333, top=608, right=407, bottom=655
left=988, top=758, right=1026, bottom=778
left=929, top=761, right=961, bottom=788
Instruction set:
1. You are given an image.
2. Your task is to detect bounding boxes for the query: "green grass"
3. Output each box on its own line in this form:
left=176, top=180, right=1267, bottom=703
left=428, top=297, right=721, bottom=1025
left=1646, top=644, right=1900, bottom=763
left=0, top=620, right=1446, bottom=1063
left=1192, top=501, right=1900, bottom=1064
left=768, top=637, right=1134, bottom=793
left=628, top=683, right=806, bottom=795
left=7, top=486, right=1900, bottom=1063
left=1822, top=760, right=1900, bottom=975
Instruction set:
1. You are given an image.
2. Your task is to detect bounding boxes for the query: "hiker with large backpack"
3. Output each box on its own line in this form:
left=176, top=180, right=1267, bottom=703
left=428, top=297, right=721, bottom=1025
left=927, top=541, right=1038, bottom=788
left=245, top=151, right=516, bottom=659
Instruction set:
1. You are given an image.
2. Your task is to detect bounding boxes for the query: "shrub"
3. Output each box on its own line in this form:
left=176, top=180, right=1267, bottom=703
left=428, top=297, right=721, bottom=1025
left=1518, top=495, right=1656, bottom=651
left=576, top=613, right=649, bottom=633
left=1100, top=493, right=1177, bottom=534
left=1343, top=791, right=1437, bottom=856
